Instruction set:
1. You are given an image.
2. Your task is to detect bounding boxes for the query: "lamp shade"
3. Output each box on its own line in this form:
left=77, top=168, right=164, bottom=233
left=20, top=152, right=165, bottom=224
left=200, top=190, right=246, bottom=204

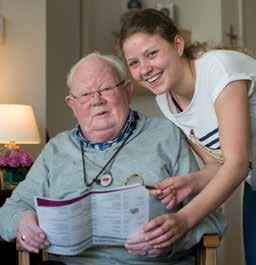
left=0, top=104, right=41, bottom=144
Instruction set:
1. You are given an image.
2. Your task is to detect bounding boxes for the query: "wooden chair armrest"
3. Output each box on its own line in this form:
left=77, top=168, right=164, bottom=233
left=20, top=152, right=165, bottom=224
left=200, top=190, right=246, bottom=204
left=197, top=234, right=221, bottom=265
left=16, top=240, right=48, bottom=265
left=16, top=241, right=30, bottom=265
left=202, top=234, right=220, bottom=248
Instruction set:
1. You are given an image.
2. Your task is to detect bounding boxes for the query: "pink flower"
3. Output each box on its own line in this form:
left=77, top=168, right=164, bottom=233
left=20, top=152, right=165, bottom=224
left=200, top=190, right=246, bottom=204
left=6, top=155, right=20, bottom=168
left=0, top=148, right=33, bottom=168
left=0, top=155, right=7, bottom=167
left=19, top=150, right=33, bottom=167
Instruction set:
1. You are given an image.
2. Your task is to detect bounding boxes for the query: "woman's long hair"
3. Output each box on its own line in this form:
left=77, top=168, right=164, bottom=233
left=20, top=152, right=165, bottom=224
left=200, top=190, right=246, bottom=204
left=119, top=8, right=255, bottom=59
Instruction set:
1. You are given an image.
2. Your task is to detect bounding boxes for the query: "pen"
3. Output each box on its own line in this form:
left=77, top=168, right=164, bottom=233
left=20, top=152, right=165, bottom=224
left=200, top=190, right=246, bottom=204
left=145, top=184, right=157, bottom=190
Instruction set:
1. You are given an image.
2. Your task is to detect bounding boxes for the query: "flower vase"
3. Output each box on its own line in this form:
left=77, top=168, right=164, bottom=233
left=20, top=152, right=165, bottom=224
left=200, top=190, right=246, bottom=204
left=2, top=166, right=29, bottom=189
left=0, top=147, right=33, bottom=189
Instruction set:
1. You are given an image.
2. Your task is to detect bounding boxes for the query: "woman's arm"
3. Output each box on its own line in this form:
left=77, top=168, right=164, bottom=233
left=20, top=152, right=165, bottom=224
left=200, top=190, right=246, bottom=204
left=144, top=80, right=249, bottom=248
left=178, top=79, right=249, bottom=230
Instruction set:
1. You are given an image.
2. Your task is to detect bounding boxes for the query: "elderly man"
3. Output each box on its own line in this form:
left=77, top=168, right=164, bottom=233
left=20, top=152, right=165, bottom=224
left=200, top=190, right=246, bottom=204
left=0, top=53, right=225, bottom=265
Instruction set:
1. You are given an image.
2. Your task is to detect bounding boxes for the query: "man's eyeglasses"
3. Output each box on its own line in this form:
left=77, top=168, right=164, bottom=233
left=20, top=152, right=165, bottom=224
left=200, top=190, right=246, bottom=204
left=70, top=80, right=125, bottom=104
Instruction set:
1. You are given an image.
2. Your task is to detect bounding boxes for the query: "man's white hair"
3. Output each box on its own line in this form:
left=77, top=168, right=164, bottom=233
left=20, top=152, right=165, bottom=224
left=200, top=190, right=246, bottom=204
left=67, top=52, right=128, bottom=93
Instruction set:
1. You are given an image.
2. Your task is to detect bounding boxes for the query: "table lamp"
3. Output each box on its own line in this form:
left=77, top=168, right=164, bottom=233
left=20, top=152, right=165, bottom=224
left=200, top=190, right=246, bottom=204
left=0, top=104, right=41, bottom=149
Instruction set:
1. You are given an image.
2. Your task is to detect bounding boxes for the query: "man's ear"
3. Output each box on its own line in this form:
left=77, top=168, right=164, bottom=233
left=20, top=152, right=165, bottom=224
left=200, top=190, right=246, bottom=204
left=65, top=95, right=78, bottom=117
left=125, top=80, right=134, bottom=104
left=173, top=34, right=185, bottom=56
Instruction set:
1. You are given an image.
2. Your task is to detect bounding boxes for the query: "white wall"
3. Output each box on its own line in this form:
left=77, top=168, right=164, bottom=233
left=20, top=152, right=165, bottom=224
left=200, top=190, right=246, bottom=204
left=0, top=0, right=46, bottom=158
left=243, top=0, right=256, bottom=52
left=221, top=0, right=239, bottom=46
left=81, top=0, right=122, bottom=55
left=131, top=95, right=162, bottom=117
left=46, top=0, right=81, bottom=138
left=82, top=0, right=222, bottom=55
left=142, top=0, right=223, bottom=43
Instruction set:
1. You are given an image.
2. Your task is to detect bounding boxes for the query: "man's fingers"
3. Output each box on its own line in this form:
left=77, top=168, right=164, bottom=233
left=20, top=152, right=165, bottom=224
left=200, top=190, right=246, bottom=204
left=126, top=231, right=145, bottom=244
left=18, top=236, right=40, bottom=253
left=128, top=250, right=147, bottom=256
left=128, top=247, right=170, bottom=257
left=125, top=241, right=151, bottom=251
left=17, top=228, right=50, bottom=251
left=147, top=247, right=170, bottom=257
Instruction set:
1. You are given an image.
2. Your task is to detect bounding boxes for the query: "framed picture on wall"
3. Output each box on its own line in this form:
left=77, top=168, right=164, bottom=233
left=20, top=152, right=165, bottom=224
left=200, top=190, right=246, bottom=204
left=155, top=0, right=176, bottom=22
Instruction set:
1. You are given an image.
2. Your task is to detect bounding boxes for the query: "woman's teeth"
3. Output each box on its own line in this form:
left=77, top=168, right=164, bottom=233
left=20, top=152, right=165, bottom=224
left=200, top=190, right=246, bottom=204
left=146, top=73, right=161, bottom=83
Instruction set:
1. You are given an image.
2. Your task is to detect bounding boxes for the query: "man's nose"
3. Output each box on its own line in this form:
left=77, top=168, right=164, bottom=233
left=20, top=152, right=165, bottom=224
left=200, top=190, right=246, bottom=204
left=90, top=90, right=105, bottom=106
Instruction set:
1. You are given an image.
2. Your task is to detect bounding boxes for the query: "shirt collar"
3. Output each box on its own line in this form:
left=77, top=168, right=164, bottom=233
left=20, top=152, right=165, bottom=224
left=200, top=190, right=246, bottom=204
left=74, top=110, right=138, bottom=151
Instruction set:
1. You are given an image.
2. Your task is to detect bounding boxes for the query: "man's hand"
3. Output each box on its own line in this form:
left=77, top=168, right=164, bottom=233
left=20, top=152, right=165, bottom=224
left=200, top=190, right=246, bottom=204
left=16, top=212, right=50, bottom=253
left=125, top=231, right=170, bottom=257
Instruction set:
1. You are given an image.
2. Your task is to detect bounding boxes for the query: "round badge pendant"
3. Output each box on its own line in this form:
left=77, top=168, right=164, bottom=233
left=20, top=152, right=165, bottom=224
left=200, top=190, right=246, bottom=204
left=100, top=173, right=113, bottom=187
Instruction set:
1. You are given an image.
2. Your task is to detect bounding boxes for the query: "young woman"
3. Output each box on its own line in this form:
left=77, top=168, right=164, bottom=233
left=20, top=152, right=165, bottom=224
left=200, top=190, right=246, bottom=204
left=119, top=8, right=256, bottom=264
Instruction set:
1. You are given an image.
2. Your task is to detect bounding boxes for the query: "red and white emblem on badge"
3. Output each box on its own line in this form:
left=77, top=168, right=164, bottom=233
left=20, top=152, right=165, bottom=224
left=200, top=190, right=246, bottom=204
left=100, top=173, right=113, bottom=187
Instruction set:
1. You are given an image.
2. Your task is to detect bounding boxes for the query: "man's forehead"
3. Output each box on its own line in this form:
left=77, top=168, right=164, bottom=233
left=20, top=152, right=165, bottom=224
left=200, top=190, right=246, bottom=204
left=73, top=58, right=118, bottom=86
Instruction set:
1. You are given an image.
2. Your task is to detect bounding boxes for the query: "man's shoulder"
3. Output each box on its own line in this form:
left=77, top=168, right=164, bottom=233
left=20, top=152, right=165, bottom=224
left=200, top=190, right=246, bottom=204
left=144, top=114, right=177, bottom=128
left=139, top=113, right=181, bottom=138
left=45, top=129, right=77, bottom=151
left=48, top=130, right=73, bottom=142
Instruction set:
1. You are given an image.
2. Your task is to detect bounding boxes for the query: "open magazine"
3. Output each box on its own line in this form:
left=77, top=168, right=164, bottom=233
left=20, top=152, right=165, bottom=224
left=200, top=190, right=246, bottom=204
left=35, top=184, right=149, bottom=255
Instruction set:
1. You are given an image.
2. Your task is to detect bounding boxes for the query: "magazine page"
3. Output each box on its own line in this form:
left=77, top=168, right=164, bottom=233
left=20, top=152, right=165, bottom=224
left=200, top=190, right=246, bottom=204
left=35, top=191, right=93, bottom=255
left=35, top=184, right=149, bottom=255
left=92, top=184, right=149, bottom=245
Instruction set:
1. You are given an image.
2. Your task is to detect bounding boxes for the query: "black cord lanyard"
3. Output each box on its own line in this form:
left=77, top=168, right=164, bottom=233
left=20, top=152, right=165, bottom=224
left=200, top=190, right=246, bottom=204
left=170, top=93, right=183, bottom=112
left=80, top=128, right=133, bottom=188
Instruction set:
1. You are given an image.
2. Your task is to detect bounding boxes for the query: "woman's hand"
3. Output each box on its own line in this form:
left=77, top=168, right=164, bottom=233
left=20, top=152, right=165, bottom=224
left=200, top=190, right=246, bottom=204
left=150, top=175, right=195, bottom=209
left=16, top=212, right=50, bottom=253
left=143, top=212, right=188, bottom=249
left=150, top=163, right=221, bottom=209
left=125, top=231, right=170, bottom=257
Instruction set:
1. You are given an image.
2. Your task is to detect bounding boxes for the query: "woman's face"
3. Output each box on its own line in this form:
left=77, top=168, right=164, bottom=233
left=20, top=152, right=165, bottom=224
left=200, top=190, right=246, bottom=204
left=123, top=33, right=184, bottom=95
